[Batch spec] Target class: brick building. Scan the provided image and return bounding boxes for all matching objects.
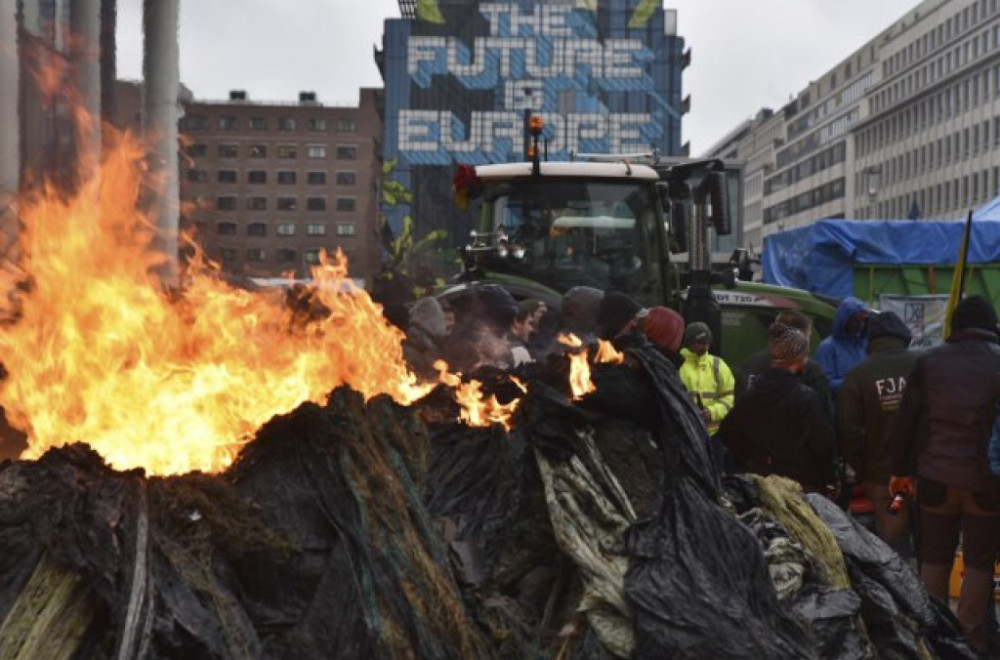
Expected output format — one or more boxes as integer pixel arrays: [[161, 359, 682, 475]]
[[178, 89, 382, 284]]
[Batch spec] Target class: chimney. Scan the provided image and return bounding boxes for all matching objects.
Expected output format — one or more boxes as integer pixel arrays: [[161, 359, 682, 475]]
[[298, 91, 317, 104], [229, 89, 247, 101]]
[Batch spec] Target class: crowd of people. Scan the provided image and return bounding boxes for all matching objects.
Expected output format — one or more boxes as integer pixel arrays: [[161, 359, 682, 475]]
[[393, 284, 1000, 656]]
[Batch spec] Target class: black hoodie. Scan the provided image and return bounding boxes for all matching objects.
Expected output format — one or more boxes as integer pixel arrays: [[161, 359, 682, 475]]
[[718, 367, 838, 491]]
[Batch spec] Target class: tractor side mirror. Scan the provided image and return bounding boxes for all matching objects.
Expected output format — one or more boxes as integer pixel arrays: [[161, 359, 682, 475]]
[[664, 180, 691, 254], [706, 171, 731, 236]]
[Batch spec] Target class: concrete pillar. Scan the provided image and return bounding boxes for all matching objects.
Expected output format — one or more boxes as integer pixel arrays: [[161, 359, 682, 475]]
[[99, 0, 116, 124], [0, 0, 19, 240], [70, 0, 102, 177], [142, 0, 180, 284]]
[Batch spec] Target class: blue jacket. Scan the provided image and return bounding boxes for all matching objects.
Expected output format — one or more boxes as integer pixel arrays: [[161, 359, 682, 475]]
[[813, 296, 869, 395], [990, 412, 1000, 476]]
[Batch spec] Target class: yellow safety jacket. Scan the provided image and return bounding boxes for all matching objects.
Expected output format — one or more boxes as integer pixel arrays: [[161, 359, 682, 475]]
[[679, 348, 735, 434]]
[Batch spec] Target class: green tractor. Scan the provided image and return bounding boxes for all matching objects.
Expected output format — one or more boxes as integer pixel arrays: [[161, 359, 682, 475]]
[[444, 123, 837, 366]]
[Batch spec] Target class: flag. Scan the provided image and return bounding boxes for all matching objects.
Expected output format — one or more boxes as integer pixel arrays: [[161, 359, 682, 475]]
[[628, 0, 660, 28], [416, 0, 445, 24], [944, 210, 973, 339]]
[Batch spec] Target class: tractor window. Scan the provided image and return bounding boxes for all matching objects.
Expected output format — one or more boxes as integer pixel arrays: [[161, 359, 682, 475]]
[[484, 179, 660, 299]]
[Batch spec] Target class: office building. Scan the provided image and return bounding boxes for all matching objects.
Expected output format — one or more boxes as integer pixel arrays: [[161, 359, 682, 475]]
[[705, 0, 1000, 251], [376, 0, 688, 273], [178, 90, 383, 283]]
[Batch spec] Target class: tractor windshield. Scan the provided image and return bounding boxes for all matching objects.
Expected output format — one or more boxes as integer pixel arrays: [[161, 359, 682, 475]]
[[480, 178, 662, 299]]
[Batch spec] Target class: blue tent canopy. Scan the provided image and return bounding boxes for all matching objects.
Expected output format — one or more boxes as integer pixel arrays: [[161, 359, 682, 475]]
[[761, 202, 1000, 298]]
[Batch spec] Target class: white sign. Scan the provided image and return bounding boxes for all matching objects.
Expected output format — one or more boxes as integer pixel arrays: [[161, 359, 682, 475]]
[[878, 294, 950, 348]]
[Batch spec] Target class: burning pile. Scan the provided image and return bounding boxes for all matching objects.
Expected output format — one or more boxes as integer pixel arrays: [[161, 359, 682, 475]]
[[0, 129, 981, 659]]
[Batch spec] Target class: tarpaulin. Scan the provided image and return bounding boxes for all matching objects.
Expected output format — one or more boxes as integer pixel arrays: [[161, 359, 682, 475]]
[[761, 214, 1000, 298]]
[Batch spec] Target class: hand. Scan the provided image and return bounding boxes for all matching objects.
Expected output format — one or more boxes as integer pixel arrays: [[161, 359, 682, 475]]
[[888, 475, 916, 497], [700, 408, 712, 424]]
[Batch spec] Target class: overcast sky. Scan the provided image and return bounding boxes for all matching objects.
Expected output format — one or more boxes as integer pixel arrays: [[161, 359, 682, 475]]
[[116, 1, 919, 155]]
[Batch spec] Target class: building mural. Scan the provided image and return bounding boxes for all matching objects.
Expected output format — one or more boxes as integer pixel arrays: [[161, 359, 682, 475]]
[[378, 0, 686, 275]]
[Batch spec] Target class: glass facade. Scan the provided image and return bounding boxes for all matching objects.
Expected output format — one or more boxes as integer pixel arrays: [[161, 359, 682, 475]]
[[380, 0, 686, 246]]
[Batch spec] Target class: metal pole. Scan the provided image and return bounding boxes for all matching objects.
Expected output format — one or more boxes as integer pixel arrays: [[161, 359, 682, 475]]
[[70, 0, 102, 179], [142, 0, 180, 285], [0, 0, 19, 244]]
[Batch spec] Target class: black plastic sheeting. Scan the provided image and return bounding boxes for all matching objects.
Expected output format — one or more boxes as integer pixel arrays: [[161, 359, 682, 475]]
[[806, 494, 978, 660], [0, 343, 983, 660], [611, 335, 817, 660], [0, 391, 493, 660]]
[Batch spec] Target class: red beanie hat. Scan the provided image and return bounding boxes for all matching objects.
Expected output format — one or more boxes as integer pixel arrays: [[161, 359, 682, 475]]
[[643, 306, 685, 353]]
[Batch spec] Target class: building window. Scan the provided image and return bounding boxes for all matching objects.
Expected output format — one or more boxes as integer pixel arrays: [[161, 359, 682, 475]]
[[336, 146, 357, 160], [247, 223, 267, 237], [277, 197, 297, 211], [304, 249, 322, 264], [248, 170, 267, 184], [307, 145, 326, 159], [249, 144, 267, 158], [307, 197, 326, 211], [219, 116, 238, 130], [336, 222, 357, 237], [247, 197, 267, 210], [246, 248, 267, 262], [278, 117, 297, 131], [277, 145, 298, 159], [306, 223, 326, 236], [276, 222, 296, 236], [308, 118, 327, 131], [335, 171, 356, 185], [277, 171, 297, 184], [216, 196, 238, 211], [216, 170, 237, 184], [276, 248, 297, 263], [218, 144, 238, 158], [183, 115, 207, 130], [336, 197, 356, 212], [219, 247, 238, 262], [217, 222, 237, 235], [336, 118, 357, 132], [185, 144, 207, 157], [307, 171, 327, 185], [250, 116, 268, 130], [185, 169, 207, 183]]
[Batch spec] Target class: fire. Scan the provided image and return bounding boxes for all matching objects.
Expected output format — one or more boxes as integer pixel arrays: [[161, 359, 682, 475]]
[[435, 361, 524, 430], [0, 130, 435, 475], [594, 339, 624, 364], [557, 334, 593, 399], [557, 336, 625, 399]]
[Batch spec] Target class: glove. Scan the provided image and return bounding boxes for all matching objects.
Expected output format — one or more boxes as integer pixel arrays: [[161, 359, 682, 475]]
[[888, 475, 916, 497]]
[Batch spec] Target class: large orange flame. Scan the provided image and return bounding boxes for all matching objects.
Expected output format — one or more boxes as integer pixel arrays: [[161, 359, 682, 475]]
[[557, 334, 593, 399], [557, 335, 625, 400], [0, 131, 446, 475], [435, 361, 524, 430]]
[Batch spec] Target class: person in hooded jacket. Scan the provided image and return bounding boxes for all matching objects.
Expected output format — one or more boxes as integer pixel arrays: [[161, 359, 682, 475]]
[[402, 296, 448, 380], [838, 310, 918, 556], [718, 322, 838, 494], [578, 292, 659, 429], [561, 286, 604, 344], [813, 296, 870, 395], [442, 284, 518, 373], [889, 295, 1000, 653]]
